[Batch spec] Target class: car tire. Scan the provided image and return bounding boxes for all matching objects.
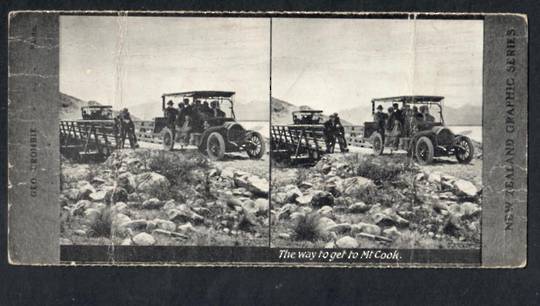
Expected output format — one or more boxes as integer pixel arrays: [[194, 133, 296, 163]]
[[206, 132, 226, 160], [415, 136, 434, 165], [455, 136, 475, 164], [245, 131, 266, 159], [161, 127, 174, 151], [372, 132, 384, 155]]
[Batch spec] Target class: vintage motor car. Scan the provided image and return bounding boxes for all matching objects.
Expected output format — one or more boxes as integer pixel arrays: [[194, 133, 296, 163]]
[[363, 95, 475, 165], [153, 90, 265, 160]]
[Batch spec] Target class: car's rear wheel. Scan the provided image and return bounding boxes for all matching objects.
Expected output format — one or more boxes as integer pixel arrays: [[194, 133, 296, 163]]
[[162, 127, 174, 151], [455, 136, 474, 164], [245, 131, 265, 159], [415, 136, 434, 165], [206, 132, 225, 160], [372, 132, 384, 155]]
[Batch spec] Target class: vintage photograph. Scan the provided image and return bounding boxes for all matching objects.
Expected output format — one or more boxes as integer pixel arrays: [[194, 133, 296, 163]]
[[58, 16, 270, 247], [270, 18, 484, 249]]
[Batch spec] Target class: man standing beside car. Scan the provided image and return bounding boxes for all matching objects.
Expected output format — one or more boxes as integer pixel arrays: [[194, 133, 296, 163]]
[[374, 105, 388, 144]]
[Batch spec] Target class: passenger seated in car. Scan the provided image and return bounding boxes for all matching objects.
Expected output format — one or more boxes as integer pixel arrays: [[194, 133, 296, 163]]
[[211, 101, 225, 118]]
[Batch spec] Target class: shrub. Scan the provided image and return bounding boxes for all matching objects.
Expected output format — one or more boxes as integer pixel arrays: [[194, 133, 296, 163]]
[[87, 207, 112, 237], [147, 151, 209, 186], [342, 154, 417, 183], [292, 212, 323, 241]]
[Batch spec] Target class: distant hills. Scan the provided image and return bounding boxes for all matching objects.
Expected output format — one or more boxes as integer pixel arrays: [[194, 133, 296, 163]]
[[59, 92, 140, 120]]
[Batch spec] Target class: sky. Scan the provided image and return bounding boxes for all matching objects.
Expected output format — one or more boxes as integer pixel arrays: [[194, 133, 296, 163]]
[[60, 16, 270, 115], [272, 18, 484, 113]]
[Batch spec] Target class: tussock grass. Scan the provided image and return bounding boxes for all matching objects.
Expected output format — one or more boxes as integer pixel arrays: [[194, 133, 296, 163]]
[[292, 213, 324, 241], [87, 208, 112, 237]]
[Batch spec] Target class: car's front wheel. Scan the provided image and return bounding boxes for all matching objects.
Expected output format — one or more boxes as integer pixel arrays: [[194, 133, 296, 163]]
[[372, 132, 384, 155], [455, 136, 475, 164], [415, 136, 434, 165], [245, 131, 266, 159], [206, 132, 226, 160], [161, 127, 174, 151]]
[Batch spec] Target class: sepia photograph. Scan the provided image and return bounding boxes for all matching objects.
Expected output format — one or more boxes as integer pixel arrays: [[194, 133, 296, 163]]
[[7, 12, 526, 266], [270, 18, 484, 249], [58, 16, 270, 247]]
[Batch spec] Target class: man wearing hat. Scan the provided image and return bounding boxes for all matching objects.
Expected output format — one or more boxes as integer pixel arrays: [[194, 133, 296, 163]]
[[165, 100, 178, 145], [333, 112, 349, 153], [374, 105, 388, 144], [119, 108, 139, 149], [323, 114, 337, 153]]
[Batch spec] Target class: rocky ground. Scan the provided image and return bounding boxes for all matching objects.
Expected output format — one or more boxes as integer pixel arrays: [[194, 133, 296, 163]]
[[60, 148, 269, 247], [271, 152, 482, 249]]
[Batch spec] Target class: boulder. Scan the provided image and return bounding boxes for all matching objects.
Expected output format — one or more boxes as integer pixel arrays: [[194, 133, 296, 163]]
[[310, 191, 335, 208], [162, 199, 177, 211], [132, 232, 155, 246], [135, 172, 170, 195], [295, 194, 313, 206], [298, 181, 314, 190], [382, 226, 402, 239], [254, 198, 269, 215], [284, 185, 303, 203], [117, 172, 136, 192], [177, 222, 196, 233], [89, 190, 107, 202], [277, 203, 298, 220], [338, 176, 375, 195], [119, 219, 148, 231], [317, 206, 333, 217], [111, 202, 128, 215], [272, 192, 288, 205], [460, 202, 482, 218], [453, 179, 478, 198], [77, 183, 95, 200], [220, 167, 236, 179], [142, 198, 163, 209], [91, 176, 106, 185], [59, 238, 73, 245], [335, 236, 359, 248], [326, 223, 352, 234], [155, 219, 177, 232], [168, 206, 204, 224], [317, 217, 337, 231], [347, 202, 369, 213], [351, 222, 382, 236], [427, 172, 442, 184], [121, 238, 132, 246], [236, 175, 269, 196]]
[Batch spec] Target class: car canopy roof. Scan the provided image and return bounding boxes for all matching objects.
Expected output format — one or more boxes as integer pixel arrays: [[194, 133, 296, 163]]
[[292, 110, 323, 114], [82, 105, 112, 109], [372, 95, 444, 103], [162, 91, 235, 99]]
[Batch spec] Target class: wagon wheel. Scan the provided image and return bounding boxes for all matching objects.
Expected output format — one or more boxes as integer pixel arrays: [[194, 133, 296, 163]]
[[161, 127, 174, 151], [455, 136, 475, 164], [415, 136, 434, 165], [372, 132, 384, 155], [206, 132, 225, 160], [245, 131, 266, 159]]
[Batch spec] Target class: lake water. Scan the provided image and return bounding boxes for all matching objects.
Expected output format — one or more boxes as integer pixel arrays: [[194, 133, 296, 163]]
[[239, 121, 270, 137], [449, 126, 482, 143]]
